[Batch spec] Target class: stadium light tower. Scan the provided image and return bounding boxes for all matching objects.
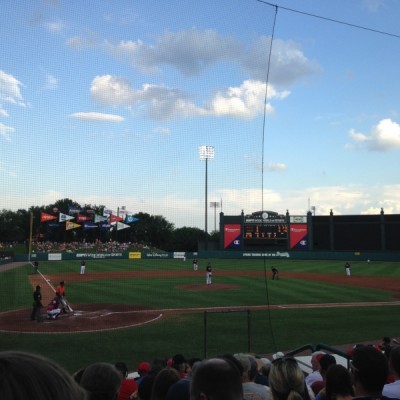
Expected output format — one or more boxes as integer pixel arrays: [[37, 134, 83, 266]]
[[210, 201, 220, 232], [199, 146, 215, 250]]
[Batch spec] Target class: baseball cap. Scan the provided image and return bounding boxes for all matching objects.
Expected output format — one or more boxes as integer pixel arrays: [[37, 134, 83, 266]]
[[138, 361, 150, 372], [272, 352, 284, 360]]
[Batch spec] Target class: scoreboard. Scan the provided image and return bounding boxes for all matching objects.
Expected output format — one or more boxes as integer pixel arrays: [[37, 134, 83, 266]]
[[244, 224, 288, 240], [243, 211, 288, 248]]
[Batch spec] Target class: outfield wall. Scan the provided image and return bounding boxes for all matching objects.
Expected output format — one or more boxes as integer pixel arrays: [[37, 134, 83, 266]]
[[12, 250, 400, 262]]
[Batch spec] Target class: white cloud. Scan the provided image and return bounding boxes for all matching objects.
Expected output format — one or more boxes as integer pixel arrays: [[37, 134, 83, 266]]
[[0, 122, 15, 141], [210, 80, 289, 119], [0, 106, 9, 117], [103, 28, 239, 75], [90, 75, 288, 120], [363, 0, 385, 12], [215, 183, 400, 220], [70, 112, 124, 122], [347, 118, 400, 151], [153, 126, 170, 136], [268, 162, 287, 172], [0, 70, 25, 106], [44, 20, 65, 33], [243, 37, 321, 87], [103, 29, 319, 86], [45, 74, 59, 90], [66, 32, 98, 49]]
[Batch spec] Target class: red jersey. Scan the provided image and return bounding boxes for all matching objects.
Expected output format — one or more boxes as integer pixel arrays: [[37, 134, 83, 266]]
[[56, 284, 65, 297]]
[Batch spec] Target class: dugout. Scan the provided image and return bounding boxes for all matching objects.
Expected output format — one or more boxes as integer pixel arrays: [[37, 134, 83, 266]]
[[220, 208, 400, 252]]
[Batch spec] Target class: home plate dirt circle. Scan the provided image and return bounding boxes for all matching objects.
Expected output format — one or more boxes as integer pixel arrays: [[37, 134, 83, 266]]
[[0, 304, 163, 334]]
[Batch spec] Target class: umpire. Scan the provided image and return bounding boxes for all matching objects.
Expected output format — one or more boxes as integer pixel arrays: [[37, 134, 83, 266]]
[[30, 285, 43, 322]]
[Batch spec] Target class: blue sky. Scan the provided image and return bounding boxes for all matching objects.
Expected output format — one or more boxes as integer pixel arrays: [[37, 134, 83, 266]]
[[1, 0, 399, 229]]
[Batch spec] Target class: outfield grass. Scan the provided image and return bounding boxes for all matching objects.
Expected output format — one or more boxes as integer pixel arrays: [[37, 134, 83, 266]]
[[1, 258, 400, 373]]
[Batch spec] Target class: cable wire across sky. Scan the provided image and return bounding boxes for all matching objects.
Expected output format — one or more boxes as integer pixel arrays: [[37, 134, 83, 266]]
[[256, 0, 400, 39]]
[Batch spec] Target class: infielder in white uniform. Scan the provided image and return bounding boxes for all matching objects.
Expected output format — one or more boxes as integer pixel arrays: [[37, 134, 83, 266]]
[[80, 260, 86, 275], [206, 262, 212, 285]]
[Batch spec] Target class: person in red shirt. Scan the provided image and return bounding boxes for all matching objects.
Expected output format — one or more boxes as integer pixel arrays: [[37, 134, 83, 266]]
[[115, 361, 138, 400]]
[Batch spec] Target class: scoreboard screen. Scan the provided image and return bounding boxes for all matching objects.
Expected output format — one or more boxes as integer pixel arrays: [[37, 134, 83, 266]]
[[244, 224, 288, 241]]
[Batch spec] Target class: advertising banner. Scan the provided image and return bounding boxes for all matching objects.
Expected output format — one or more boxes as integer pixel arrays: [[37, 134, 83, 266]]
[[290, 224, 308, 250], [129, 252, 142, 259], [224, 224, 242, 249]]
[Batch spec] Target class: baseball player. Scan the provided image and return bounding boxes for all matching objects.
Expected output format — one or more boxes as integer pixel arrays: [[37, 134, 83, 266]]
[[80, 260, 86, 275], [345, 261, 351, 276], [56, 281, 68, 313], [46, 297, 61, 320], [193, 258, 198, 271], [206, 262, 212, 285]]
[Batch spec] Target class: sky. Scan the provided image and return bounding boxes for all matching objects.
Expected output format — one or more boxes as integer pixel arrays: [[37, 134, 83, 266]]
[[1, 0, 399, 229]]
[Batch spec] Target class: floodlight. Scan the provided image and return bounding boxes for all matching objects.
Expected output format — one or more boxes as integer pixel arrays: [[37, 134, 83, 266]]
[[199, 145, 215, 160]]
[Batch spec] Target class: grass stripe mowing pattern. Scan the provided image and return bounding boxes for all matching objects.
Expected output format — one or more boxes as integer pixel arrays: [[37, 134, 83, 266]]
[[1, 259, 400, 373]]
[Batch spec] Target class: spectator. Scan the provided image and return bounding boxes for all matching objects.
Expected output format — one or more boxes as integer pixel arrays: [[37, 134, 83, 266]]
[[0, 350, 86, 400], [311, 354, 336, 396], [137, 375, 156, 400], [381, 337, 394, 359], [255, 358, 271, 386], [150, 367, 180, 400], [80, 362, 122, 400], [305, 352, 325, 387], [383, 345, 400, 399], [115, 361, 138, 400], [172, 354, 188, 378], [190, 357, 243, 400], [137, 359, 166, 400], [324, 364, 354, 400], [351, 345, 389, 399], [268, 357, 311, 400], [234, 354, 270, 400], [136, 361, 151, 385], [165, 358, 201, 400]]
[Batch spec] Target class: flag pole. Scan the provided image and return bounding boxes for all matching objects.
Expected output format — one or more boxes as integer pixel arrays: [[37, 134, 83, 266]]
[[28, 211, 33, 263]]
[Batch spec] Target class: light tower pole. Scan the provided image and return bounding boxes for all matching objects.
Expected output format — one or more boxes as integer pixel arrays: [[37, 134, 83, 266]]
[[210, 201, 220, 232], [199, 146, 215, 250]]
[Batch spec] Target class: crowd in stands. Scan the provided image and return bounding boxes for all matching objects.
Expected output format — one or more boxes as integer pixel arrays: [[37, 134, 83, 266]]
[[0, 240, 155, 254], [2, 337, 400, 400], [30, 240, 152, 253]]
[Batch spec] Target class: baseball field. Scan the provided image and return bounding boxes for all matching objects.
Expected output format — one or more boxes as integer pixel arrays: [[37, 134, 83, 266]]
[[1, 258, 400, 373]]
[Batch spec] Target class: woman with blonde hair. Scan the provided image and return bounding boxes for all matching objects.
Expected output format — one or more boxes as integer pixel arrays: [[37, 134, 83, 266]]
[[269, 357, 311, 400]]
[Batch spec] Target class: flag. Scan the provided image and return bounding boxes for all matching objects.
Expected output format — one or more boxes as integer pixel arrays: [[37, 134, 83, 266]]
[[48, 222, 60, 228], [68, 206, 81, 215], [59, 213, 75, 223], [99, 222, 112, 230], [94, 214, 108, 223], [110, 214, 124, 223], [41, 212, 57, 222], [77, 214, 92, 223], [116, 222, 130, 231], [66, 221, 81, 230], [125, 215, 139, 224], [103, 208, 112, 218], [83, 222, 98, 230]]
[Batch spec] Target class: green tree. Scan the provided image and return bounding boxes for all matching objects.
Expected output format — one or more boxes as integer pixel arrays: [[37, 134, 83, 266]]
[[0, 209, 27, 242], [171, 227, 206, 251], [131, 212, 174, 249]]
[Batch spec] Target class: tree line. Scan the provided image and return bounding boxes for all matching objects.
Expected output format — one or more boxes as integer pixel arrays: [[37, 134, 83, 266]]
[[0, 198, 219, 252]]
